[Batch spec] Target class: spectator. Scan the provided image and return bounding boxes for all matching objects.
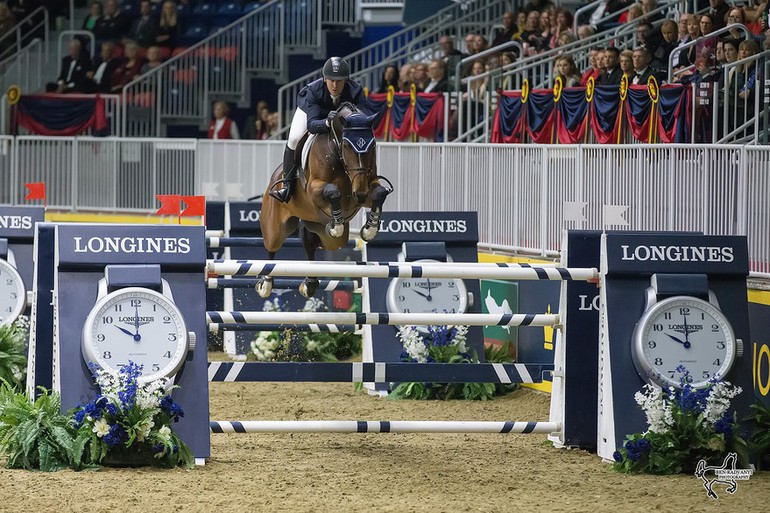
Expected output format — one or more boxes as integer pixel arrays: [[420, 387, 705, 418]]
[[598, 47, 622, 85], [88, 41, 119, 93], [244, 104, 272, 140], [697, 14, 718, 63], [6, 0, 35, 20], [411, 62, 428, 91], [110, 40, 144, 92], [640, 0, 663, 24], [635, 21, 652, 47], [520, 10, 545, 56], [424, 59, 448, 93], [140, 45, 163, 73], [499, 51, 516, 89], [208, 100, 240, 139], [46, 38, 92, 93], [492, 11, 517, 47], [555, 55, 581, 86], [555, 31, 577, 49], [669, 13, 691, 68], [397, 62, 412, 92], [464, 60, 488, 99], [549, 8, 573, 49], [473, 34, 489, 55], [439, 35, 465, 78], [631, 46, 665, 85], [130, 0, 159, 48], [737, 39, 760, 103], [463, 32, 477, 55], [624, 4, 642, 23], [647, 19, 678, 71], [577, 24, 595, 40], [94, 0, 130, 42], [619, 49, 634, 77], [156, 0, 181, 48], [82, 1, 102, 32], [709, 0, 730, 30], [581, 47, 602, 85], [539, 10, 553, 49], [676, 13, 702, 69], [376, 64, 398, 93]]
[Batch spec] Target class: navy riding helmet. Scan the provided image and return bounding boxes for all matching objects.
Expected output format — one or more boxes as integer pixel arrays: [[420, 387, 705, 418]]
[[322, 57, 350, 80]]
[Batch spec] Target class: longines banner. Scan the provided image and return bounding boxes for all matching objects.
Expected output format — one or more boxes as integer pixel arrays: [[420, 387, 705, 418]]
[[372, 211, 478, 243]]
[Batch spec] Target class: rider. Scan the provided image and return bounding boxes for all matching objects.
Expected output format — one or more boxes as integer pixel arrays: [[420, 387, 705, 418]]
[[270, 56, 372, 203]]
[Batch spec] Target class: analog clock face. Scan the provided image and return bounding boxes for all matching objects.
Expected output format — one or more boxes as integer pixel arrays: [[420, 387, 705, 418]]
[[82, 287, 188, 383], [387, 263, 468, 314], [632, 296, 736, 389], [0, 259, 25, 327]]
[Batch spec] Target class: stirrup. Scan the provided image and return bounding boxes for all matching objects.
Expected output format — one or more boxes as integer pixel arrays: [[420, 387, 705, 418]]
[[269, 180, 292, 203]]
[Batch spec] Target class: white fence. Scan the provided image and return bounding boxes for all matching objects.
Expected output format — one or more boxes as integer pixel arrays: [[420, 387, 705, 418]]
[[1, 138, 768, 275]]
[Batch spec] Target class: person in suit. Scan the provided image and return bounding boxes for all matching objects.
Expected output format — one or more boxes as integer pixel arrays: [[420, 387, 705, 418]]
[[46, 38, 92, 93], [598, 47, 623, 85], [87, 41, 120, 93], [631, 46, 665, 85], [423, 59, 448, 93], [94, 0, 130, 42], [129, 0, 159, 48]]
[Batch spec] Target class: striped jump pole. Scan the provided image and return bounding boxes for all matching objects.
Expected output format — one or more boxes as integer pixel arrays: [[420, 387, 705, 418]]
[[207, 237, 359, 250], [207, 278, 360, 292], [208, 361, 553, 383], [210, 420, 561, 434], [207, 311, 560, 327], [209, 323, 362, 333], [206, 260, 598, 281]]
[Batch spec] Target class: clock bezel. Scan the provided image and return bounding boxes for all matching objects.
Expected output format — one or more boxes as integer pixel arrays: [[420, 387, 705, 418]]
[[631, 295, 736, 389], [0, 258, 26, 328], [81, 286, 190, 384]]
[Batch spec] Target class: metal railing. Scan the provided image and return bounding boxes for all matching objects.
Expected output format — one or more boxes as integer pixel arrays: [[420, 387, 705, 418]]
[[0, 6, 48, 63], [2, 138, 770, 276], [0, 39, 45, 110], [277, 0, 508, 133], [325, 0, 358, 28], [667, 23, 751, 81], [712, 50, 769, 145]]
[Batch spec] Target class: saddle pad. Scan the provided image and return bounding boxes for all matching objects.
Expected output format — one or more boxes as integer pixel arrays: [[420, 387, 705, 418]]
[[300, 132, 318, 172]]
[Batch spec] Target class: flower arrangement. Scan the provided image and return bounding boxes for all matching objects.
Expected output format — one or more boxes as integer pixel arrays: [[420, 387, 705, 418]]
[[0, 316, 30, 391], [612, 366, 748, 474], [389, 325, 518, 400], [251, 297, 361, 362], [72, 362, 194, 468]]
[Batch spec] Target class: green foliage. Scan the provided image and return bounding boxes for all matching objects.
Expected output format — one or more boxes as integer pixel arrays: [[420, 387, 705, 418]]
[[389, 326, 517, 401], [0, 319, 29, 391], [747, 401, 770, 469], [0, 384, 90, 471], [612, 377, 748, 475]]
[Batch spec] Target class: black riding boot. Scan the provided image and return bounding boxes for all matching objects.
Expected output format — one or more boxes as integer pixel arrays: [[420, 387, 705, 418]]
[[270, 147, 298, 203]]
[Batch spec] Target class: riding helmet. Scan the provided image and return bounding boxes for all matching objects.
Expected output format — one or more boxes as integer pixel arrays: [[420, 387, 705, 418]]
[[322, 57, 350, 80]]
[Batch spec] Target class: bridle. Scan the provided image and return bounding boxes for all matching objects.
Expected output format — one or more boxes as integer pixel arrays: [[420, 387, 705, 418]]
[[328, 109, 375, 185]]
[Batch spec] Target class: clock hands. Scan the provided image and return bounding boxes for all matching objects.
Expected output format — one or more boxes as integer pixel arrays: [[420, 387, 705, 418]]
[[665, 332, 691, 349], [116, 326, 134, 337], [682, 311, 691, 345], [412, 289, 431, 300]]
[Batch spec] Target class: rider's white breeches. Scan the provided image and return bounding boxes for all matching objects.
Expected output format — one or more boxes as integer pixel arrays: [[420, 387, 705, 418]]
[[287, 108, 308, 150]]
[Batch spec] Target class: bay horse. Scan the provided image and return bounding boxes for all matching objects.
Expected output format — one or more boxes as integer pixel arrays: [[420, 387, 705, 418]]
[[259, 102, 392, 298]]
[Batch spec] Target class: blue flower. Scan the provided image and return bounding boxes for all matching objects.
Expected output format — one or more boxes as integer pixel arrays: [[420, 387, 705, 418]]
[[675, 385, 709, 413], [104, 403, 119, 416], [636, 438, 651, 453], [103, 424, 128, 447], [83, 401, 103, 420], [714, 413, 735, 437], [72, 409, 87, 428], [151, 443, 165, 454], [160, 395, 185, 420], [613, 451, 623, 462]]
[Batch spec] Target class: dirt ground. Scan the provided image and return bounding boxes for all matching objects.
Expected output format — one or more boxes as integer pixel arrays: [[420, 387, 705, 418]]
[[1, 356, 768, 512]]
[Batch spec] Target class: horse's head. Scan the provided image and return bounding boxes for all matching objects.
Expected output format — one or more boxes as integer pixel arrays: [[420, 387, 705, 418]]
[[332, 102, 379, 205]]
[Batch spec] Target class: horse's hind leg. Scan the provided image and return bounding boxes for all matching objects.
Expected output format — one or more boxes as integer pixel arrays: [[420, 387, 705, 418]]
[[298, 223, 321, 298], [360, 184, 390, 242], [257, 196, 299, 298]]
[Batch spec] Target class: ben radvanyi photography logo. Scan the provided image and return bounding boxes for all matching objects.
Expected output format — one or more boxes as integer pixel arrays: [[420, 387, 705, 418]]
[[694, 452, 754, 499]]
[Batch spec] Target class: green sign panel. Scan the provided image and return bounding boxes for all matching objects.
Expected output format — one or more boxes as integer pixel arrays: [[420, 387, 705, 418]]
[[480, 279, 518, 349]]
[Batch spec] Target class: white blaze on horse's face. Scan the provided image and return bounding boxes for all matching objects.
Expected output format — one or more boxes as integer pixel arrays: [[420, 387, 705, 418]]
[[324, 78, 346, 97]]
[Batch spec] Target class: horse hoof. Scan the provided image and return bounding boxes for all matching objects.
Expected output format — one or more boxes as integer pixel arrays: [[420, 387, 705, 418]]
[[255, 278, 273, 298], [360, 224, 379, 242], [326, 223, 344, 238], [299, 279, 319, 298]]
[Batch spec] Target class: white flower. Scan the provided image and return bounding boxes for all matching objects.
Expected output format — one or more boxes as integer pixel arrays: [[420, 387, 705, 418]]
[[158, 425, 172, 441], [634, 384, 674, 433], [93, 418, 110, 438], [398, 326, 429, 363], [302, 297, 326, 312], [262, 298, 282, 312], [704, 381, 742, 425], [136, 420, 155, 442]]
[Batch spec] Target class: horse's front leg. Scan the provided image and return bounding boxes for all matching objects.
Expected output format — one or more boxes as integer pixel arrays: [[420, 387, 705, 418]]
[[360, 183, 390, 242], [321, 183, 345, 238], [298, 224, 320, 298]]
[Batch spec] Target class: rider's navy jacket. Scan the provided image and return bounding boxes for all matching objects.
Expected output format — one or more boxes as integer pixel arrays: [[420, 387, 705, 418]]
[[298, 77, 372, 134]]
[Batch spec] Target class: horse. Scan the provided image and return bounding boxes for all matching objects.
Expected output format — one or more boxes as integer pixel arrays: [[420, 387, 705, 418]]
[[259, 102, 392, 298]]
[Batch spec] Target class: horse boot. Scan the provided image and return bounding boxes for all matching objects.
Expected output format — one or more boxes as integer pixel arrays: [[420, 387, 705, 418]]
[[270, 147, 298, 203]]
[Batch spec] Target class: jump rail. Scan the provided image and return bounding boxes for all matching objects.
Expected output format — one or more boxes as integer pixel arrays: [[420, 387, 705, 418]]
[[209, 323, 362, 333], [210, 420, 561, 434], [206, 311, 560, 327], [206, 260, 598, 281], [207, 361, 554, 383], [207, 278, 360, 291], [206, 237, 360, 250]]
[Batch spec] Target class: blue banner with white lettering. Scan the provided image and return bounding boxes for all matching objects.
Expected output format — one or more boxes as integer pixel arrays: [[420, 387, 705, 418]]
[[370, 211, 479, 244], [0, 206, 45, 239]]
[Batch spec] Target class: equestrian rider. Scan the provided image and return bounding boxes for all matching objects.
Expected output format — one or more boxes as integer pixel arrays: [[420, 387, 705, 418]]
[[270, 56, 372, 203]]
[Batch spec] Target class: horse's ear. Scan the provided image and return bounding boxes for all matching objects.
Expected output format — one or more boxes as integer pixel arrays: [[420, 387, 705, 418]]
[[365, 113, 378, 127]]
